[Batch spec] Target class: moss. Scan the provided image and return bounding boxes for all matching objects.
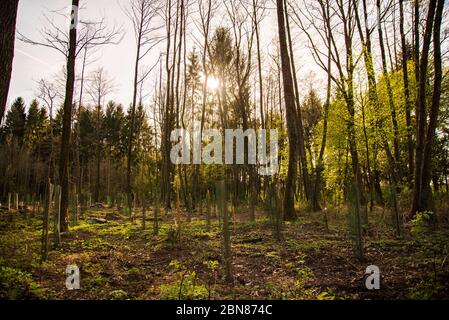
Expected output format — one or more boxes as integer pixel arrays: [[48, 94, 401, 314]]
[[0, 266, 48, 300], [109, 289, 128, 300], [83, 275, 108, 288]]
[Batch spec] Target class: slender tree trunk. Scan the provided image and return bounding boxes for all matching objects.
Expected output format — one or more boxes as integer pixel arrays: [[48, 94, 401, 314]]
[[399, 0, 414, 187], [95, 100, 101, 203], [284, 0, 311, 202], [276, 0, 298, 221], [253, 0, 265, 130], [198, 0, 212, 209], [312, 0, 332, 212], [361, 100, 374, 210], [76, 47, 87, 211], [161, 0, 173, 209], [419, 0, 444, 213], [377, 0, 401, 178], [411, 0, 438, 216], [127, 6, 144, 220], [59, 0, 79, 232]]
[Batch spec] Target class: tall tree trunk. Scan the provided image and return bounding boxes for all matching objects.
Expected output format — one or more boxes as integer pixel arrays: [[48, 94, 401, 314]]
[[361, 99, 374, 210], [419, 0, 444, 213], [411, 0, 438, 216], [95, 102, 101, 203], [127, 1, 145, 218], [312, 0, 332, 212], [0, 0, 19, 123], [284, 0, 312, 203], [59, 0, 79, 232], [161, 0, 173, 209], [76, 47, 88, 210], [377, 0, 401, 178], [399, 0, 414, 187], [198, 0, 212, 209], [253, 0, 264, 130], [276, 0, 298, 221]]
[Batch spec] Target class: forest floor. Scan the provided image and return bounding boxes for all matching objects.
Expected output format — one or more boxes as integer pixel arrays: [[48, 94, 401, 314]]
[[1, 204, 449, 300]]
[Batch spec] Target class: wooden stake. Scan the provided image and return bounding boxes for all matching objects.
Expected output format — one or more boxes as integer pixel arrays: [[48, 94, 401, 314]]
[[54, 186, 61, 247], [219, 180, 233, 283], [41, 180, 52, 262]]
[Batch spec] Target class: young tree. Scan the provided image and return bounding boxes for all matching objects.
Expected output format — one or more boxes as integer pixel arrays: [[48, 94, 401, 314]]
[[4, 97, 27, 145], [86, 68, 115, 202], [124, 0, 162, 216]]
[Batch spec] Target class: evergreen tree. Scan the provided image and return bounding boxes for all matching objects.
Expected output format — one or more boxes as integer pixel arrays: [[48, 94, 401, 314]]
[[5, 97, 27, 145]]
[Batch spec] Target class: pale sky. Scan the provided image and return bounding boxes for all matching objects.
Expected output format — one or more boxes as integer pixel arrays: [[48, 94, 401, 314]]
[[10, 0, 138, 108], [7, 0, 333, 112]]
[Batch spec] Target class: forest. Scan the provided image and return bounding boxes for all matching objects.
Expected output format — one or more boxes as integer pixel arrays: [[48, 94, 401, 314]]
[[0, 0, 448, 300]]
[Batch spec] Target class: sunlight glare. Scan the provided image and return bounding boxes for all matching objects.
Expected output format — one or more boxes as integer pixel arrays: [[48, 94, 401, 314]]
[[207, 76, 220, 90]]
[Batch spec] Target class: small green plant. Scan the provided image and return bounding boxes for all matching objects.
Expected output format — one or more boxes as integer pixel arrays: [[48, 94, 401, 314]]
[[167, 224, 181, 245], [203, 260, 219, 299], [159, 260, 208, 300], [281, 253, 333, 300], [411, 211, 435, 236]]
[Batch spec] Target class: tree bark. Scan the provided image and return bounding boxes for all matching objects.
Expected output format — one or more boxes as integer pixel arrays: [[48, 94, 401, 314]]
[[284, 0, 311, 203], [419, 0, 444, 213], [276, 0, 298, 221], [126, 3, 144, 219], [312, 0, 331, 212], [377, 0, 401, 178], [399, 0, 414, 187], [0, 0, 19, 123], [411, 0, 438, 216], [59, 0, 79, 232]]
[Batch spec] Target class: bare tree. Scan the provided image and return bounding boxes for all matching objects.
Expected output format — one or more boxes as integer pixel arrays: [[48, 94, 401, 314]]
[[376, 0, 401, 178], [86, 67, 115, 202], [37, 78, 61, 181], [124, 0, 163, 216], [19, 1, 123, 232]]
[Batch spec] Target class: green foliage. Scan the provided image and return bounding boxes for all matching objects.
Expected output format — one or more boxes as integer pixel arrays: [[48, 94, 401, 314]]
[[159, 260, 209, 300], [203, 260, 219, 272], [408, 281, 445, 300], [109, 289, 128, 300], [268, 253, 335, 300], [4, 97, 27, 144], [411, 211, 435, 236], [24, 99, 49, 152], [0, 266, 47, 300]]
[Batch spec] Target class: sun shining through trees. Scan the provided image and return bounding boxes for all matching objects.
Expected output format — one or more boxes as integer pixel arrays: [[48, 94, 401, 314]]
[[206, 76, 220, 91], [0, 0, 449, 302]]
